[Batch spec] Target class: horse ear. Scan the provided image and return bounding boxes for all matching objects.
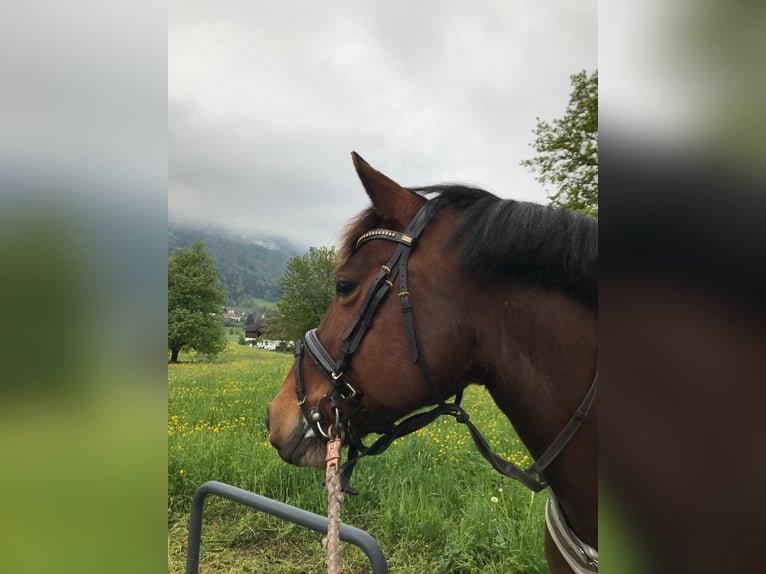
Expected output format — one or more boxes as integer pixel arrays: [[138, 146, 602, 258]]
[[351, 152, 422, 224]]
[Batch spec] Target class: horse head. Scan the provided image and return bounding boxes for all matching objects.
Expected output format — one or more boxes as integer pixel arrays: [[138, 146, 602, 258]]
[[266, 153, 472, 467]]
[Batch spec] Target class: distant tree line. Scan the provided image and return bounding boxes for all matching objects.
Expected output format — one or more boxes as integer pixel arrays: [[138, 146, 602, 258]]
[[168, 226, 297, 306]]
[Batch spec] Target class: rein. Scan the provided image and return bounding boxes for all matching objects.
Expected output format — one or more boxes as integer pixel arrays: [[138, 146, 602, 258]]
[[293, 199, 597, 493]]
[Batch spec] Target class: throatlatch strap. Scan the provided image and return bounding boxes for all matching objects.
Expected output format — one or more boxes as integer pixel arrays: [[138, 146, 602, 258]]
[[526, 371, 598, 478], [458, 367, 598, 492]]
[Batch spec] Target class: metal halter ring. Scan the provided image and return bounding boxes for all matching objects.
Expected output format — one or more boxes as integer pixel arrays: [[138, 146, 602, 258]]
[[316, 407, 340, 440]]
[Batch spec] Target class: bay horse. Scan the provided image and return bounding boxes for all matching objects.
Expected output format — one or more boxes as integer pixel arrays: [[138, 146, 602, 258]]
[[266, 153, 598, 573]]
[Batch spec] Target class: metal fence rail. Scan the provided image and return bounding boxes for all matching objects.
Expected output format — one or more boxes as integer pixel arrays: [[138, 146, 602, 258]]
[[186, 480, 389, 574]]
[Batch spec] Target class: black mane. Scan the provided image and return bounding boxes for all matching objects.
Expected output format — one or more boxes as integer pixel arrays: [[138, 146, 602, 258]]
[[414, 185, 597, 309]]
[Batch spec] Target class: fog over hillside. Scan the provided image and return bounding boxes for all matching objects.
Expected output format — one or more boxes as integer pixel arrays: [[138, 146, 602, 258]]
[[168, 223, 300, 306]]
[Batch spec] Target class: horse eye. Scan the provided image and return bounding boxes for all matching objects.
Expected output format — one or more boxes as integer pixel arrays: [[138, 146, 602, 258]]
[[335, 280, 356, 297]]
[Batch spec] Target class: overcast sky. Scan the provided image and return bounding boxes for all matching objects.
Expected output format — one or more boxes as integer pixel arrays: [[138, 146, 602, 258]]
[[169, 1, 596, 249]]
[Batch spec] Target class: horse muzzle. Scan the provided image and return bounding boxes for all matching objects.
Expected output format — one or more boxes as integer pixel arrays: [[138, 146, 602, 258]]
[[266, 403, 327, 468]]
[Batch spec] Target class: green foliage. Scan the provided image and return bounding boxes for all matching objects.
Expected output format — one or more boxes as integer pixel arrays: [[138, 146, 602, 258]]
[[522, 69, 598, 216], [168, 240, 227, 362], [267, 246, 336, 341]]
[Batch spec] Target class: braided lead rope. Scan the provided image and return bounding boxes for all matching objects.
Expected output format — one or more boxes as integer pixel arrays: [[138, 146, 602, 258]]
[[324, 435, 344, 574]]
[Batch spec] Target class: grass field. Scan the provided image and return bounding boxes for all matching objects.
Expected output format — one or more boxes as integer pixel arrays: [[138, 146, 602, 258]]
[[168, 343, 548, 573]]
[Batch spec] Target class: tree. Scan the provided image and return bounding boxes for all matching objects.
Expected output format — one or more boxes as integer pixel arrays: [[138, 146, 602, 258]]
[[168, 240, 227, 362], [522, 69, 598, 216], [266, 246, 336, 341]]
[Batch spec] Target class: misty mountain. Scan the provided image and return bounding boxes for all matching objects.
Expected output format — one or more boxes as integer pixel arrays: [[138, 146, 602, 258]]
[[168, 224, 300, 306]]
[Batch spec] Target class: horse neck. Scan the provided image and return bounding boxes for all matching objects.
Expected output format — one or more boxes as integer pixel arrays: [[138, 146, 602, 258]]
[[471, 284, 598, 545]]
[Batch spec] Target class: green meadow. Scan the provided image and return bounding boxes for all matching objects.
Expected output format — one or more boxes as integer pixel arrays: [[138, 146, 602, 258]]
[[168, 343, 548, 573]]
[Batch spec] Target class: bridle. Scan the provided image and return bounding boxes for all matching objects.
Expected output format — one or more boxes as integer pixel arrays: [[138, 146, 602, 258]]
[[293, 198, 598, 493]]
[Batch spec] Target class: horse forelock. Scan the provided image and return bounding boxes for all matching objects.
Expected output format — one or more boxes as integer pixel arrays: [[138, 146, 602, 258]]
[[336, 208, 381, 269]]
